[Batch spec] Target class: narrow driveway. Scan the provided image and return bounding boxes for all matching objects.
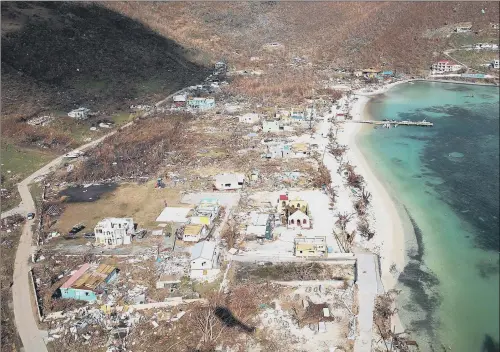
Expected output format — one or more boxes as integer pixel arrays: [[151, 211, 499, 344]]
[[354, 253, 378, 352], [2, 86, 194, 352]]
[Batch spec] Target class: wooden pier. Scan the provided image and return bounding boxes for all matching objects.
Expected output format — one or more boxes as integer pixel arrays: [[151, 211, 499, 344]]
[[346, 120, 433, 127]]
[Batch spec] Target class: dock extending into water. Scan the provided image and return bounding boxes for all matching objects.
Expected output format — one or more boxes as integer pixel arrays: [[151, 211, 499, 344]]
[[347, 120, 433, 127]]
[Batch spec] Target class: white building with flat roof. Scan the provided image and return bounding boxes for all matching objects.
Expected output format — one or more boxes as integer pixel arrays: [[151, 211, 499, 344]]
[[156, 207, 193, 223], [214, 173, 245, 190], [94, 218, 134, 246]]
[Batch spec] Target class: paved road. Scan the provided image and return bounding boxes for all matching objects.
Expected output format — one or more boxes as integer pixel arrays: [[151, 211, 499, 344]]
[[2, 86, 190, 352], [354, 253, 379, 352]]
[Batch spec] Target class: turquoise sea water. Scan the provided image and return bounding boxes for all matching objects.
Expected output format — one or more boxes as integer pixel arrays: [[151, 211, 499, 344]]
[[357, 82, 499, 351]]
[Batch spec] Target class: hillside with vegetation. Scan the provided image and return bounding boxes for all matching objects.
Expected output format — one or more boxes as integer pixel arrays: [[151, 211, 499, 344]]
[[105, 1, 499, 72]]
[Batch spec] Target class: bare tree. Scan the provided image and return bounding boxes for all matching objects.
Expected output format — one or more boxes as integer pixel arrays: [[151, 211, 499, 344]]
[[325, 184, 338, 208], [221, 219, 240, 249], [357, 218, 375, 240], [335, 212, 354, 233]]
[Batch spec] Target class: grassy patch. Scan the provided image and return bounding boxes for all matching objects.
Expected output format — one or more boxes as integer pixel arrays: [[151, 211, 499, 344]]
[[55, 182, 184, 232], [111, 111, 138, 125], [449, 49, 499, 71], [29, 182, 44, 209], [1, 141, 56, 211]]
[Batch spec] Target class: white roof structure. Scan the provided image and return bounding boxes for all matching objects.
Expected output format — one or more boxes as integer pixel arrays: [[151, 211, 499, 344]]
[[191, 241, 216, 261], [289, 210, 309, 221], [156, 207, 192, 223], [246, 225, 266, 237], [173, 95, 187, 102], [215, 173, 245, 185], [250, 212, 269, 226]]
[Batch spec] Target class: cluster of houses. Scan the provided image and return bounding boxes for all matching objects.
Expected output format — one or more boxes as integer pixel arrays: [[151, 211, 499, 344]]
[[155, 198, 221, 242], [262, 141, 311, 159], [353, 68, 395, 80]]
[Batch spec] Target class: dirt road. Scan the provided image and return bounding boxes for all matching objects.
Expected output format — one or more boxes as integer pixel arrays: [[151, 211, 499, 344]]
[[2, 86, 191, 352]]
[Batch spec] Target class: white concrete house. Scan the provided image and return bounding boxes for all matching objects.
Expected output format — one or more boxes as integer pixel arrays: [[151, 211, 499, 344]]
[[68, 107, 90, 120], [431, 61, 463, 73], [190, 241, 220, 279], [262, 120, 282, 133], [214, 173, 245, 190], [239, 113, 260, 124], [288, 210, 311, 229], [493, 59, 500, 69], [94, 218, 134, 246], [183, 224, 208, 242]]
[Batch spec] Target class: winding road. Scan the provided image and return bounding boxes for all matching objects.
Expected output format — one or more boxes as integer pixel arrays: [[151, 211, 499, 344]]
[[2, 87, 189, 352]]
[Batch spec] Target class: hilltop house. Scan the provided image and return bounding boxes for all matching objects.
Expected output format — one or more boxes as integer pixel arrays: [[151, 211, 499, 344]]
[[238, 113, 260, 124], [60, 263, 118, 302], [187, 97, 215, 110], [455, 22, 472, 33], [190, 241, 220, 278], [94, 218, 135, 246], [214, 173, 245, 190], [431, 60, 463, 73], [173, 94, 187, 107], [183, 224, 208, 242], [68, 107, 90, 120], [294, 237, 326, 257], [290, 108, 306, 120]]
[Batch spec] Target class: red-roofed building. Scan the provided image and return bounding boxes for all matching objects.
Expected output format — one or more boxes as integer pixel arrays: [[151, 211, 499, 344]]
[[279, 194, 289, 201]]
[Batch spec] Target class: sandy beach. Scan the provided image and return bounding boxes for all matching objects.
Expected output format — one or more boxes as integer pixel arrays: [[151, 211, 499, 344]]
[[339, 80, 411, 332]]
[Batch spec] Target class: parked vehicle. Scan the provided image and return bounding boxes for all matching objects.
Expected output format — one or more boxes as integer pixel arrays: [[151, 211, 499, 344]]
[[69, 224, 85, 235], [83, 232, 95, 238], [27, 212, 35, 220]]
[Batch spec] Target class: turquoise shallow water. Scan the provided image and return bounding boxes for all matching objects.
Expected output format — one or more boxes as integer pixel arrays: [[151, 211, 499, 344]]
[[356, 82, 499, 351]]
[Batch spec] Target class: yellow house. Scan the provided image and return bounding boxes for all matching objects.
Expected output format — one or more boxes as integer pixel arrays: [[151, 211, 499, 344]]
[[183, 224, 208, 242], [279, 197, 309, 215], [294, 236, 326, 257], [292, 143, 310, 155]]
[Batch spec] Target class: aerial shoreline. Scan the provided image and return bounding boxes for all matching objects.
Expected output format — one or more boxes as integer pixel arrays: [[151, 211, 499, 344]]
[[340, 79, 411, 333]]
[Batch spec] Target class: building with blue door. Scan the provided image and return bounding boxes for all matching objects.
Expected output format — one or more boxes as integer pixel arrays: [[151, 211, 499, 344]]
[[60, 263, 118, 302]]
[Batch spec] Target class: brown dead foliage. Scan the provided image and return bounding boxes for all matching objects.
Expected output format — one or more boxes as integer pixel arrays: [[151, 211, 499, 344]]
[[66, 114, 191, 182], [312, 162, 332, 189], [1, 116, 74, 151]]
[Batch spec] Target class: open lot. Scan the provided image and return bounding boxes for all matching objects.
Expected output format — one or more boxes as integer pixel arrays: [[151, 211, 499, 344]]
[[54, 182, 185, 232]]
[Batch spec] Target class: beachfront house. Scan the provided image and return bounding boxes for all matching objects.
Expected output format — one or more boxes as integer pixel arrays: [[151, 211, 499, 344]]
[[431, 60, 463, 73], [238, 113, 260, 124], [182, 224, 208, 242], [94, 218, 135, 246], [190, 241, 220, 278], [59, 263, 118, 302], [187, 97, 215, 110], [214, 173, 245, 190], [294, 237, 326, 257], [68, 107, 90, 120]]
